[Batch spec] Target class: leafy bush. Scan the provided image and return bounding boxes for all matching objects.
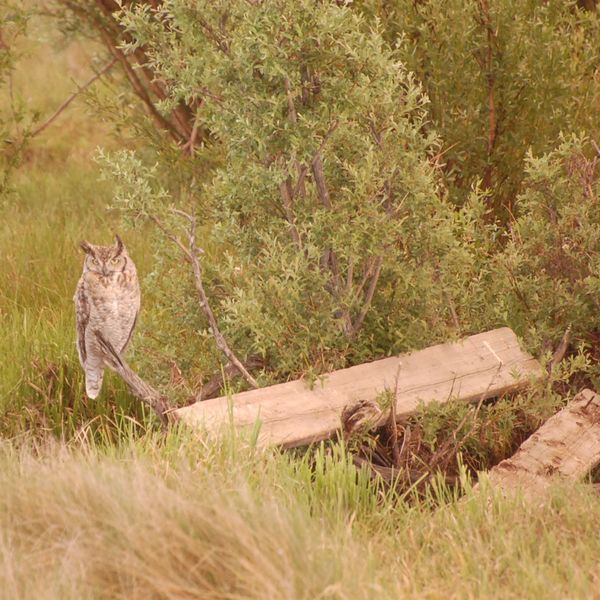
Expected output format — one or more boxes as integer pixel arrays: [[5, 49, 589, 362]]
[[493, 136, 600, 354], [96, 1, 599, 394], [102, 0, 494, 386], [358, 0, 600, 217]]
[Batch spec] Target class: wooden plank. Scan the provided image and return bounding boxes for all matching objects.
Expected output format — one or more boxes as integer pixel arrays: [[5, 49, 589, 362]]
[[484, 389, 600, 496], [175, 327, 542, 448]]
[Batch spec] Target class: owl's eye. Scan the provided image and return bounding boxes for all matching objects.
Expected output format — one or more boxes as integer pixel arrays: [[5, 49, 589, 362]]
[[110, 257, 120, 265], [91, 258, 99, 265]]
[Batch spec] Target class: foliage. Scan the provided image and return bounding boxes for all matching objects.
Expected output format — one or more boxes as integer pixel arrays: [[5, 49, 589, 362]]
[[358, 0, 600, 217], [52, 0, 202, 148], [103, 0, 497, 386], [3, 13, 600, 599], [492, 136, 600, 355], [0, 1, 30, 194]]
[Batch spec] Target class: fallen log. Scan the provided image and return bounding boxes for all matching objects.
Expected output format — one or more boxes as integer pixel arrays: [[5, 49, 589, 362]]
[[175, 327, 542, 448], [481, 388, 600, 497]]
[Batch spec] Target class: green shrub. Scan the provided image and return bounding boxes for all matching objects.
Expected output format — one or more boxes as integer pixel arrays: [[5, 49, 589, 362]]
[[358, 0, 600, 217], [102, 0, 493, 385], [493, 136, 600, 354]]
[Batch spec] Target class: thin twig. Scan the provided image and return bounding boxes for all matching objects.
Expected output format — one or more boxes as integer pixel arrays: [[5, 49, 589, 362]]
[[349, 256, 383, 338], [547, 325, 572, 375], [186, 212, 259, 389], [196, 356, 264, 401], [30, 58, 117, 138], [148, 215, 193, 262], [435, 362, 503, 471], [150, 209, 258, 388], [389, 360, 403, 468]]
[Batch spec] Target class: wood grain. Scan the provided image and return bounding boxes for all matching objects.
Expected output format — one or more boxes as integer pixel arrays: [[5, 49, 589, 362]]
[[176, 327, 542, 448], [484, 388, 600, 496]]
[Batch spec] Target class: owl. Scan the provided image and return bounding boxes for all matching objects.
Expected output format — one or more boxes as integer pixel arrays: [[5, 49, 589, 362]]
[[74, 235, 140, 399]]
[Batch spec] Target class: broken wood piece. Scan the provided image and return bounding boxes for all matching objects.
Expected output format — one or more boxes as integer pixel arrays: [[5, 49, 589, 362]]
[[175, 327, 541, 448], [482, 388, 600, 497]]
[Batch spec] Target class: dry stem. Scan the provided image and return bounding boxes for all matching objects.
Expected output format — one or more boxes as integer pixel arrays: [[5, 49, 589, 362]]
[[30, 59, 117, 138]]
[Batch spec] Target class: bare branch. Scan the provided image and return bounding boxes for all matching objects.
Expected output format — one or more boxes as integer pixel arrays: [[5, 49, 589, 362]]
[[345, 257, 354, 295], [479, 0, 498, 190], [186, 213, 259, 389], [311, 152, 332, 210], [350, 256, 383, 337], [292, 163, 307, 199], [30, 58, 117, 138], [389, 360, 402, 468], [547, 325, 572, 374], [279, 176, 302, 247], [97, 25, 186, 143], [148, 215, 193, 262], [94, 330, 170, 428], [196, 356, 264, 401]]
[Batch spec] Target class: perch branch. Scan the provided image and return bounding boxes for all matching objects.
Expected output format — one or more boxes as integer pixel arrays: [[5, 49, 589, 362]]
[[94, 330, 170, 428]]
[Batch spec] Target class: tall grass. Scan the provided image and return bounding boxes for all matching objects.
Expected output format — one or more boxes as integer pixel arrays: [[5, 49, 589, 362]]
[[0, 162, 158, 438], [0, 14, 154, 438], [1, 434, 599, 600], [2, 12, 600, 600]]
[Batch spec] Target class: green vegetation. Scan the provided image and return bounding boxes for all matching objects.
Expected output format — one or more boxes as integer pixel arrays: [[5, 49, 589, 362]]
[[2, 434, 600, 599], [1, 1, 600, 598]]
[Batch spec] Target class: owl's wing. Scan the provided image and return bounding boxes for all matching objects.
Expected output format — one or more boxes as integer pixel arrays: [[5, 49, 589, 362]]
[[120, 310, 138, 354], [74, 282, 90, 365]]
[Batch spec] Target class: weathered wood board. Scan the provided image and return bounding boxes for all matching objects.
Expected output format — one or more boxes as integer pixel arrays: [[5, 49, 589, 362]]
[[175, 327, 542, 448], [483, 388, 600, 496]]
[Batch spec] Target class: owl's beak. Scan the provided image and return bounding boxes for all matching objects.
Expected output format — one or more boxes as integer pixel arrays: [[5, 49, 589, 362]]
[[102, 265, 109, 277]]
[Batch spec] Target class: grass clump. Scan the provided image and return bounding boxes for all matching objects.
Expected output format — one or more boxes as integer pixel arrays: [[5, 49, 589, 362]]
[[1, 434, 599, 600]]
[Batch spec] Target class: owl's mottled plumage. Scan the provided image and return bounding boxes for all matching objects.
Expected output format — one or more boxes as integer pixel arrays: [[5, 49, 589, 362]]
[[74, 235, 140, 399]]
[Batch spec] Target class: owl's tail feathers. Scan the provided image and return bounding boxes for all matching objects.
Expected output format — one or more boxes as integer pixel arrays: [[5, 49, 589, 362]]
[[85, 366, 104, 399]]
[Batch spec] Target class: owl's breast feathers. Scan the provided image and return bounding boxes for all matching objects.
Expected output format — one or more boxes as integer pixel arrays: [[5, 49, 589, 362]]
[[75, 270, 140, 365]]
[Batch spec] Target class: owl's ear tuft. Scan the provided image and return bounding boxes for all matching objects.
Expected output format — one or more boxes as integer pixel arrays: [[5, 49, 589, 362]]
[[80, 241, 94, 255], [114, 234, 124, 256]]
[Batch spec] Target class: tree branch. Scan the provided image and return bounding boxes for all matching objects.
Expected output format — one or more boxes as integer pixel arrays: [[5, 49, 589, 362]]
[[389, 360, 402, 468], [30, 58, 117, 138], [94, 330, 170, 428], [148, 214, 193, 262], [350, 256, 383, 338], [167, 211, 260, 389], [479, 0, 497, 190]]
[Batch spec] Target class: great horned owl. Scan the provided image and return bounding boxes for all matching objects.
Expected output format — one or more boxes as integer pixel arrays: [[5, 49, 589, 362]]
[[74, 235, 140, 399]]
